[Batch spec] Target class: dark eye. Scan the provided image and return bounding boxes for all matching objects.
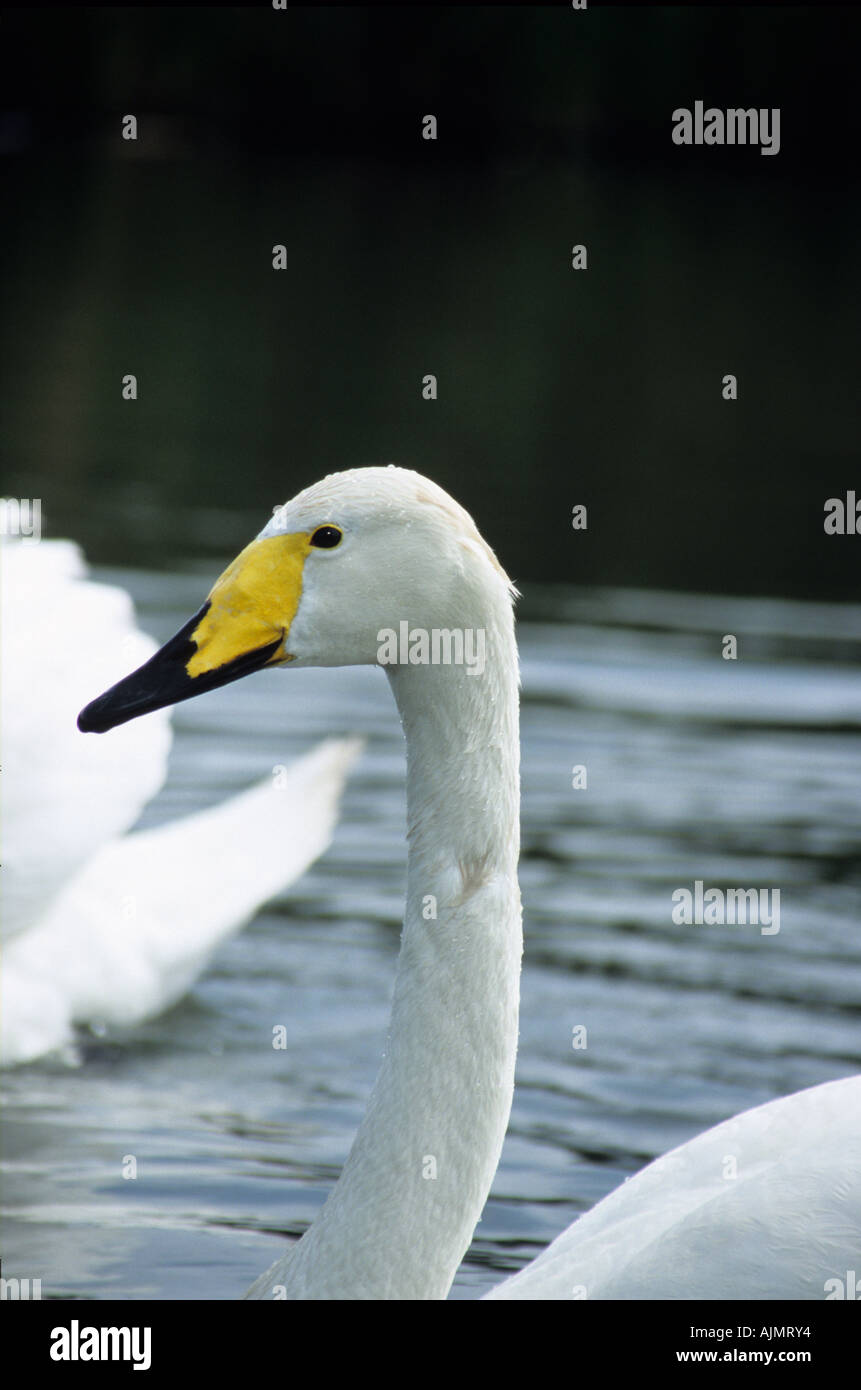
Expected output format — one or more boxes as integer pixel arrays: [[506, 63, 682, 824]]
[[310, 525, 343, 549]]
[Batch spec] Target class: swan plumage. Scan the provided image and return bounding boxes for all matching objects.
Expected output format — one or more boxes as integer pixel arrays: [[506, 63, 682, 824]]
[[1, 538, 360, 1066], [487, 1073, 861, 1300], [2, 539, 172, 946], [75, 466, 861, 1299]]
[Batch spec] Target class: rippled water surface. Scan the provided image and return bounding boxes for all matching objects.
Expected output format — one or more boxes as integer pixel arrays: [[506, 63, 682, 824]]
[[3, 570, 861, 1299]]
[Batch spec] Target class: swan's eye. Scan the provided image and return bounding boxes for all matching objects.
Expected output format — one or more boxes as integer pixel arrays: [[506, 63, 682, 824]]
[[309, 526, 343, 550]]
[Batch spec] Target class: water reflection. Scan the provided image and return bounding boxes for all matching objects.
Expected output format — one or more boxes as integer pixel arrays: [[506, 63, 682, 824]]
[[2, 566, 859, 1298]]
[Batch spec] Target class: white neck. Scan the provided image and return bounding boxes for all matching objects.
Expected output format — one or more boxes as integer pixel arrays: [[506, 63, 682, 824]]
[[247, 585, 522, 1299]]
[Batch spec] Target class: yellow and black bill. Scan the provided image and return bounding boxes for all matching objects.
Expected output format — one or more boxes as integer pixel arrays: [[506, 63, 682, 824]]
[[76, 600, 284, 734], [77, 534, 307, 734]]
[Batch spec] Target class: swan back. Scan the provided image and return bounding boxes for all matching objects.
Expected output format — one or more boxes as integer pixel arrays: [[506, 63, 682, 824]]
[[486, 1075, 861, 1299]]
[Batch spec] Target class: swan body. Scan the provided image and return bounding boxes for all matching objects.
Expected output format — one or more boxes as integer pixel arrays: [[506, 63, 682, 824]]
[[1, 539, 360, 1066], [76, 466, 861, 1299], [486, 1074, 861, 1300]]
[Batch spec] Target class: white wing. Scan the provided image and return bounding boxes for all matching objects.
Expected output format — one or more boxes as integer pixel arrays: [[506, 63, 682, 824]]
[[485, 1074, 861, 1299], [1, 539, 172, 941], [2, 738, 362, 1063], [0, 538, 362, 1065]]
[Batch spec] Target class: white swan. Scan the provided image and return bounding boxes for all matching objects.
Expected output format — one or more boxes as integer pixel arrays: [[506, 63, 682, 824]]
[[77, 466, 861, 1300], [0, 538, 360, 1066]]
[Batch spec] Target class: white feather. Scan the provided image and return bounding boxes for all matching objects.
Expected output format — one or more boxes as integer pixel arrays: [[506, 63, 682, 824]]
[[0, 538, 361, 1066]]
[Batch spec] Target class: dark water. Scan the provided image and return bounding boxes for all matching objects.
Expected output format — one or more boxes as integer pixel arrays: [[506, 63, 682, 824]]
[[2, 566, 860, 1299], [3, 5, 861, 602]]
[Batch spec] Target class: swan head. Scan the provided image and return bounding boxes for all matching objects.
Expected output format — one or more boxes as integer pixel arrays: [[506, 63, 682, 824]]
[[78, 466, 515, 733]]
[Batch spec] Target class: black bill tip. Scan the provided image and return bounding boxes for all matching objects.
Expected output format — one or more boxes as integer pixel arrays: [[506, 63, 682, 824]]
[[77, 602, 284, 734]]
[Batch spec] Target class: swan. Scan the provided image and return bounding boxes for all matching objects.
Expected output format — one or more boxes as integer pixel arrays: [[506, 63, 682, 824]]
[[0, 537, 360, 1066], [77, 465, 861, 1300]]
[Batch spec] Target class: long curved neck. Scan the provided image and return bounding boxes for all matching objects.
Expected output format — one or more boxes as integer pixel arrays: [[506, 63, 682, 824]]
[[247, 586, 521, 1300]]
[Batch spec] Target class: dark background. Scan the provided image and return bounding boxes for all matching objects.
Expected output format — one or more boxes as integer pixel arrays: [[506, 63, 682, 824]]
[[1, 4, 859, 596]]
